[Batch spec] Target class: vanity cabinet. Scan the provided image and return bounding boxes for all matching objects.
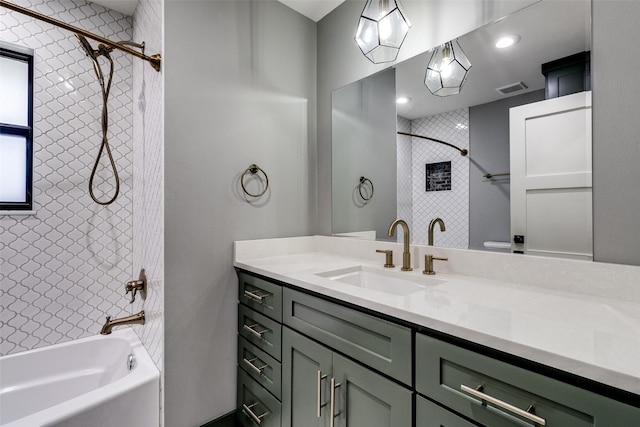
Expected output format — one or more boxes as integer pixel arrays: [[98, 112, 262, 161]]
[[282, 326, 412, 427], [236, 269, 640, 427]]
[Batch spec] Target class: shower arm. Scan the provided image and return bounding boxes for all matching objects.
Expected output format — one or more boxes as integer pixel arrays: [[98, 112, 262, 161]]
[[0, 0, 161, 72]]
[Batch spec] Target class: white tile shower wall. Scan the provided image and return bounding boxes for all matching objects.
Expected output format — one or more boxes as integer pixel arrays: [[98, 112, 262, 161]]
[[131, 0, 163, 372], [396, 116, 412, 242], [0, 0, 133, 355], [411, 109, 469, 248]]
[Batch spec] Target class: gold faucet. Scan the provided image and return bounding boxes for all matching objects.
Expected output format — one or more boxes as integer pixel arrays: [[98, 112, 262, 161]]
[[100, 310, 145, 335], [388, 219, 412, 271], [428, 218, 446, 246]]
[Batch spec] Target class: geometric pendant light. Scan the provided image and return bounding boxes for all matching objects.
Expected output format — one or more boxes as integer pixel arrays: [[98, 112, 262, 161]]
[[424, 40, 472, 96], [355, 0, 411, 64]]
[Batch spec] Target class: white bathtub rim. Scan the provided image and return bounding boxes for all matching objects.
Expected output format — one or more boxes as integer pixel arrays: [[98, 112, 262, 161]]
[[1, 328, 159, 427]]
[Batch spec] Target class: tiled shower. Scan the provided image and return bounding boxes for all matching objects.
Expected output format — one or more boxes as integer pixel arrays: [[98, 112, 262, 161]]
[[397, 108, 470, 249], [0, 0, 163, 373]]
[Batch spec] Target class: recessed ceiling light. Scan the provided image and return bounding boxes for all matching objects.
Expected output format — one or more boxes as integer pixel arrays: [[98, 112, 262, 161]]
[[396, 97, 411, 104], [495, 35, 521, 49]]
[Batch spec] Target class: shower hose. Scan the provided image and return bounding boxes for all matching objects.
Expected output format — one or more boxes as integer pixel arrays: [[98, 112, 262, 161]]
[[86, 43, 120, 205]]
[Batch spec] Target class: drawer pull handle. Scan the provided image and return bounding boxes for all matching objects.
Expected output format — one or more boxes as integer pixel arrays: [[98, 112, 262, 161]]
[[243, 357, 268, 375], [244, 288, 271, 302], [460, 384, 546, 426], [317, 370, 328, 418], [330, 377, 342, 427], [243, 323, 270, 339], [242, 402, 269, 425]]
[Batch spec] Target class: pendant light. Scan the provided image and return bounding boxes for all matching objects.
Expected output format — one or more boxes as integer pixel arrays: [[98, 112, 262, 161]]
[[355, 0, 411, 64], [424, 40, 471, 97]]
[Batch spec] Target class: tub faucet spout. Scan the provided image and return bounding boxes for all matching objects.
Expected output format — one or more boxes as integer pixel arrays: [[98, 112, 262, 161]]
[[100, 310, 145, 335], [388, 219, 412, 271]]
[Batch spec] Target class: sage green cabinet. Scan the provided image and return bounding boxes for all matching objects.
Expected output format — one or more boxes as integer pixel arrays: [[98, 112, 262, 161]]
[[416, 333, 640, 426], [282, 326, 332, 427], [238, 271, 283, 322], [238, 368, 282, 427], [283, 288, 412, 385], [282, 327, 412, 427], [235, 269, 640, 427], [416, 395, 478, 427]]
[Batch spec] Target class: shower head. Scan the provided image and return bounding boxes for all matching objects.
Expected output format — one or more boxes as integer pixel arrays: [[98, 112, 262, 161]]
[[75, 34, 114, 60], [75, 34, 99, 60]]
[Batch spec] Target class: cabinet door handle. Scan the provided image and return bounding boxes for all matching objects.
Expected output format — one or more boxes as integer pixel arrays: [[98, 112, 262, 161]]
[[460, 384, 546, 426], [243, 322, 269, 339], [244, 288, 271, 302], [242, 402, 269, 425], [330, 377, 342, 427], [317, 370, 328, 418]]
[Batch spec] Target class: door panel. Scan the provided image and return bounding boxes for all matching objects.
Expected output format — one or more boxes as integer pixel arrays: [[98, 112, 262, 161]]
[[282, 327, 332, 427], [332, 354, 412, 427], [510, 91, 592, 260]]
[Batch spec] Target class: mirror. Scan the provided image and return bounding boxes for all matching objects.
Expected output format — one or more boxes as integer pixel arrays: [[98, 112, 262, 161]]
[[332, 0, 592, 258]]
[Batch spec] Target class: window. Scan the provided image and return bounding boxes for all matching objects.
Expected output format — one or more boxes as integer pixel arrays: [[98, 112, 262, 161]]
[[0, 43, 33, 211]]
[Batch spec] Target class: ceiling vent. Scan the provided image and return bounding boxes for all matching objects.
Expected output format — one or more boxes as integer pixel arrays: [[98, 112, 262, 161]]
[[496, 81, 528, 95]]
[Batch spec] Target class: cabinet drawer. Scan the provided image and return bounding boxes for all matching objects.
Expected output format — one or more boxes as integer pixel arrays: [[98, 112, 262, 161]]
[[417, 395, 478, 427], [238, 271, 282, 322], [239, 305, 282, 361], [239, 336, 282, 400], [238, 368, 282, 427], [283, 288, 412, 385], [416, 334, 640, 427]]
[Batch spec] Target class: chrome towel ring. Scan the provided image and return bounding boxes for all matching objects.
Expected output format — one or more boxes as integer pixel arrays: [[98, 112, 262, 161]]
[[358, 176, 374, 201], [241, 164, 269, 198]]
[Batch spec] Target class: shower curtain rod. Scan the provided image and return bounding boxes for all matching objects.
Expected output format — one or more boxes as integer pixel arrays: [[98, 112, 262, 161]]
[[397, 131, 468, 157], [0, 0, 161, 72]]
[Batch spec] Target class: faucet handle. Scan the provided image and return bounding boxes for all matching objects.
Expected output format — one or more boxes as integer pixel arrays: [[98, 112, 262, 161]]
[[423, 254, 448, 275], [124, 269, 147, 304], [125, 281, 141, 303], [376, 249, 395, 268]]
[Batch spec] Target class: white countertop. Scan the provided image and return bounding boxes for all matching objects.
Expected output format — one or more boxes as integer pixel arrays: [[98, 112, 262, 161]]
[[234, 236, 640, 396]]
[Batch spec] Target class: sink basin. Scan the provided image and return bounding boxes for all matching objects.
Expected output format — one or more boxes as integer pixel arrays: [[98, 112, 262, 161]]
[[316, 266, 444, 296]]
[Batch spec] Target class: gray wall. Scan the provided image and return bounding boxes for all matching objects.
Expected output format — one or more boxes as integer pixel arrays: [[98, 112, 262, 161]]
[[592, 1, 640, 266], [332, 68, 397, 239], [164, 1, 317, 425], [468, 90, 545, 251], [317, 0, 539, 236]]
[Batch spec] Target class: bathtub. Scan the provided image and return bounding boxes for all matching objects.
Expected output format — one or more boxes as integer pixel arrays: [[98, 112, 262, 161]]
[[0, 328, 159, 427]]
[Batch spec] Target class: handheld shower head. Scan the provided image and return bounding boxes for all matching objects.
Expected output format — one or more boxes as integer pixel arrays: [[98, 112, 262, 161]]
[[75, 34, 98, 60], [75, 34, 114, 60]]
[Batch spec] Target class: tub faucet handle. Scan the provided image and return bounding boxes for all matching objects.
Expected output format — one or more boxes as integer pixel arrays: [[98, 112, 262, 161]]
[[124, 269, 147, 304]]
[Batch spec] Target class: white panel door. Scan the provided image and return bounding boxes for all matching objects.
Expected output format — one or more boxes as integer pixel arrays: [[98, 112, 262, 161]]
[[510, 91, 592, 260]]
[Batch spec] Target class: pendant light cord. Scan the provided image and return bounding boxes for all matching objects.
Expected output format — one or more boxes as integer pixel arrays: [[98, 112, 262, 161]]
[[87, 45, 120, 205]]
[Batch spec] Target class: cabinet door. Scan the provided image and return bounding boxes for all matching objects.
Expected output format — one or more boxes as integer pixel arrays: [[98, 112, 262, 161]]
[[417, 395, 479, 427], [282, 327, 332, 427], [332, 353, 412, 427]]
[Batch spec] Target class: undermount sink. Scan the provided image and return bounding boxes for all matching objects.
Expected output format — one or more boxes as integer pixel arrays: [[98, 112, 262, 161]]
[[316, 265, 444, 296]]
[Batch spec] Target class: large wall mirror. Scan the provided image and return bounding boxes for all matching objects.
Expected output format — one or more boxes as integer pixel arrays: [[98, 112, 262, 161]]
[[332, 0, 593, 260]]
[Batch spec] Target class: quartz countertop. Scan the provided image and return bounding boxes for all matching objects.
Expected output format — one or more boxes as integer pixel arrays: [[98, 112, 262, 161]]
[[234, 236, 640, 397]]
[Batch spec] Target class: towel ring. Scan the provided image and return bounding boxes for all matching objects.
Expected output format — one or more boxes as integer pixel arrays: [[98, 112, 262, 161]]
[[358, 176, 374, 201], [241, 164, 269, 198]]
